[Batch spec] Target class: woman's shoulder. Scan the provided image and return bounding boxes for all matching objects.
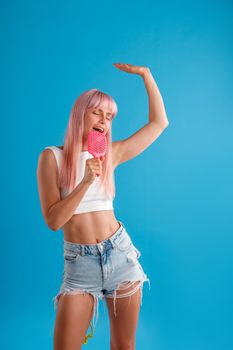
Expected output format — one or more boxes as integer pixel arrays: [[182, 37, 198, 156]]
[[42, 146, 63, 155], [41, 146, 62, 170]]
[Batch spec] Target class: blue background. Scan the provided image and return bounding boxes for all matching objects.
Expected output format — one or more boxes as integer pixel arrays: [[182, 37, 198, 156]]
[[1, 0, 232, 349]]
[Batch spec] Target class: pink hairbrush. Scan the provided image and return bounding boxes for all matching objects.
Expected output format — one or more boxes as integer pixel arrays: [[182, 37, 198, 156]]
[[87, 129, 107, 158]]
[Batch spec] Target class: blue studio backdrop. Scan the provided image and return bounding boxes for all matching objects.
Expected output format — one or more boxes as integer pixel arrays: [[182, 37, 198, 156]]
[[1, 0, 232, 349]]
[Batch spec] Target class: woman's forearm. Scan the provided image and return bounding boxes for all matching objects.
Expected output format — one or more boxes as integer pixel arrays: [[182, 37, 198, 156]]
[[142, 69, 169, 128], [48, 180, 91, 231]]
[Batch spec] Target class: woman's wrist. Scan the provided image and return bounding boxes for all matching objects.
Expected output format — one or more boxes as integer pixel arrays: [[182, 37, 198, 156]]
[[141, 67, 151, 80], [79, 179, 91, 188]]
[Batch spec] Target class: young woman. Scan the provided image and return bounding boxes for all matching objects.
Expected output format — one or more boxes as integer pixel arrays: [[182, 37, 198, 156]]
[[37, 63, 169, 349]]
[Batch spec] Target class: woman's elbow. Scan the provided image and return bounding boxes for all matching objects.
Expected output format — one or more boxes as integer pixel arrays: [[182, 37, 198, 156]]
[[47, 215, 59, 232]]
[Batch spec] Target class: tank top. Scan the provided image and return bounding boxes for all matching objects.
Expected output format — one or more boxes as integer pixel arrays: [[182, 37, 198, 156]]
[[44, 146, 114, 214]]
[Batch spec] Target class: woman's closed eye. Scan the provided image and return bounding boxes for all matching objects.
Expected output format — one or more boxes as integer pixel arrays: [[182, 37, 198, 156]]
[[93, 112, 112, 120]]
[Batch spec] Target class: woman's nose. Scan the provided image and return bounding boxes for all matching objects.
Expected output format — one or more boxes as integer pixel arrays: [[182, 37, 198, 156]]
[[99, 119, 105, 126]]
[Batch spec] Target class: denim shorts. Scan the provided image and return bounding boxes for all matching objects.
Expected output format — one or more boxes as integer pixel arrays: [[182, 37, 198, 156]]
[[52, 220, 150, 345]]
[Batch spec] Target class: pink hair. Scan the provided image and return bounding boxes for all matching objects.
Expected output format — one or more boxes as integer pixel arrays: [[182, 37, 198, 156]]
[[58, 89, 118, 199]]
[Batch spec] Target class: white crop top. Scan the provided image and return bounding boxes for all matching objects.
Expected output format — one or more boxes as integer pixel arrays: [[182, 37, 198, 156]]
[[44, 146, 114, 214]]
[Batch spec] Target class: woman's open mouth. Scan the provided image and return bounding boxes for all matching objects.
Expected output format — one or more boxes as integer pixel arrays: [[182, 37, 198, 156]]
[[93, 127, 104, 133]]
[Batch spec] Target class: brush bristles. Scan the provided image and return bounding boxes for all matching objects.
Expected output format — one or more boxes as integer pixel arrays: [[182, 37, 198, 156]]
[[87, 130, 107, 157]]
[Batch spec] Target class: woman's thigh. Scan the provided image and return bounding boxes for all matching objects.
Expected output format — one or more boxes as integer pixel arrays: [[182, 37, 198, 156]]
[[105, 281, 141, 349], [53, 292, 94, 350], [53, 246, 103, 348], [102, 228, 151, 348]]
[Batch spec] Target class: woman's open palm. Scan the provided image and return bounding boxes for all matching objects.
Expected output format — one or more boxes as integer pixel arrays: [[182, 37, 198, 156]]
[[113, 63, 149, 77]]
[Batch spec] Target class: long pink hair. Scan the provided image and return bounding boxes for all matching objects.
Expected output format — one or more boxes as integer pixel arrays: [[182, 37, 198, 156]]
[[58, 89, 118, 199]]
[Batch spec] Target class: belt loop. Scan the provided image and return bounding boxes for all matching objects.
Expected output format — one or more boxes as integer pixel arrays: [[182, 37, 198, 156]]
[[81, 245, 84, 256], [110, 231, 120, 249], [119, 220, 124, 230], [110, 238, 115, 249]]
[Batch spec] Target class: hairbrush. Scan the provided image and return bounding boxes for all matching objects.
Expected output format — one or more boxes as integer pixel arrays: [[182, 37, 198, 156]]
[[87, 129, 107, 158]]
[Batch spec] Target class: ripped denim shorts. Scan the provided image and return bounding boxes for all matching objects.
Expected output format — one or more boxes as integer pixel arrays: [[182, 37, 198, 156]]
[[52, 220, 150, 345]]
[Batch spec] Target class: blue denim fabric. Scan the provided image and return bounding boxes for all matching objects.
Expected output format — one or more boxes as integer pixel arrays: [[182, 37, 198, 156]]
[[52, 220, 150, 344]]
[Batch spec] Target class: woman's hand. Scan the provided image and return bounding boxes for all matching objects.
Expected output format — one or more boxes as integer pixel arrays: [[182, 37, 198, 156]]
[[82, 156, 105, 185], [113, 63, 150, 77]]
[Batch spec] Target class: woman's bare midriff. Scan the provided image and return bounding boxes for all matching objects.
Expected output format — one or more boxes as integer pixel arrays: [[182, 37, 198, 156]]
[[61, 209, 121, 244]]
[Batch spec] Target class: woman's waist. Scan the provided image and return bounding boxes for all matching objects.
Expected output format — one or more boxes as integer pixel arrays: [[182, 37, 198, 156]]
[[61, 210, 120, 244]]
